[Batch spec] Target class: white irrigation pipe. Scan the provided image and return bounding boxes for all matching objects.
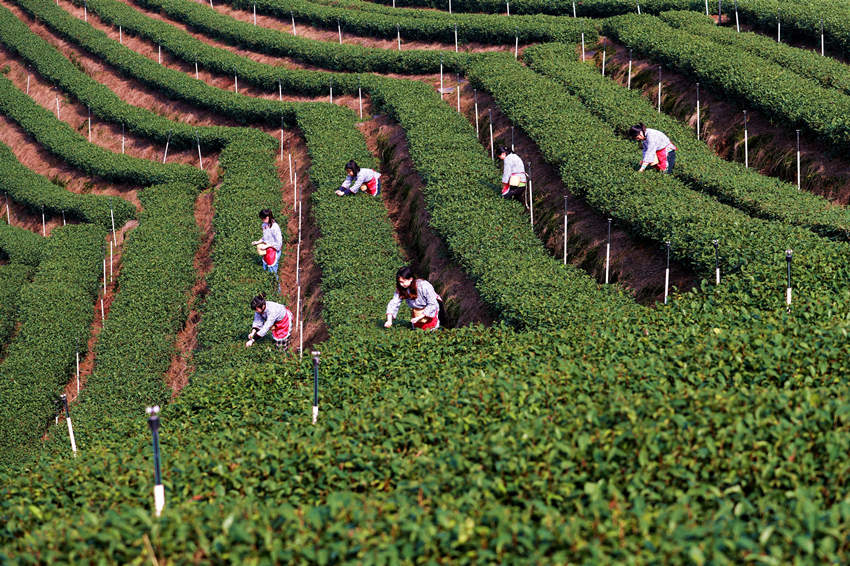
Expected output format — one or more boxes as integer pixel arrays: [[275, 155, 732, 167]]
[[695, 82, 700, 140], [278, 79, 282, 101], [162, 130, 172, 163], [195, 60, 199, 80], [663, 241, 671, 305], [55, 95, 60, 119], [657, 66, 662, 113], [605, 218, 611, 284], [456, 74, 461, 112], [60, 395, 77, 456], [146, 406, 165, 517], [473, 89, 479, 138], [627, 50, 632, 90], [291, 11, 296, 35], [358, 83, 363, 118], [454, 24, 458, 52], [121, 122, 125, 154], [41, 207, 45, 236], [292, 161, 297, 212], [713, 239, 720, 285], [527, 162, 534, 227], [338, 20, 342, 44], [563, 196, 568, 265], [397, 24, 401, 51], [601, 49, 606, 76], [581, 32, 585, 62], [25, 71, 30, 95], [785, 250, 792, 310], [514, 30, 518, 59], [253, 2, 256, 25], [110, 204, 116, 245], [311, 351, 319, 424], [288, 152, 293, 185], [234, 72, 238, 93], [439, 58, 444, 99], [195, 131, 204, 170], [743, 110, 748, 168], [280, 118, 284, 162], [119, 25, 122, 43], [488, 108, 494, 160], [820, 18, 825, 56], [572, 1, 576, 17], [777, 9, 781, 42], [75, 344, 80, 396], [734, 0, 739, 32], [796, 129, 801, 190], [158, 44, 162, 64], [110, 240, 113, 282]]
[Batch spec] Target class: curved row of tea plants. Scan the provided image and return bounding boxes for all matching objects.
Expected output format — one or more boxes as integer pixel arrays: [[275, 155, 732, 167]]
[[602, 14, 850, 151], [466, 54, 850, 309], [0, 222, 43, 265], [658, 10, 850, 96], [68, 184, 199, 440], [295, 104, 406, 330], [0, 141, 135, 229], [0, 263, 32, 351], [227, 0, 596, 44], [522, 42, 850, 240], [362, 0, 700, 15], [0, 223, 105, 467]]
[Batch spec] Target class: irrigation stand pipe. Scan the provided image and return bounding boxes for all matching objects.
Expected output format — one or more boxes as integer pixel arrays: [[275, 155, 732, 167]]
[[121, 122, 125, 154], [291, 11, 296, 35], [796, 130, 801, 190], [146, 406, 165, 517], [563, 196, 568, 265], [195, 131, 203, 170], [601, 49, 606, 76], [329, 80, 333, 104], [777, 9, 781, 42], [514, 30, 518, 59], [488, 109, 494, 160], [41, 207, 45, 236], [581, 33, 585, 62], [439, 57, 444, 99], [311, 351, 319, 424], [572, 1, 576, 17], [234, 72, 238, 94], [158, 44, 161, 64], [253, 2, 256, 25], [605, 218, 611, 284], [279, 118, 284, 161], [358, 84, 363, 119], [454, 25, 458, 52], [704, 0, 708, 15], [820, 18, 824, 56], [734, 0, 739, 31], [713, 239, 720, 285], [695, 83, 700, 139], [110, 204, 116, 245], [743, 110, 748, 168], [663, 240, 670, 305], [60, 395, 77, 456], [162, 130, 172, 163], [636, 1, 640, 15], [397, 25, 401, 51], [109, 240, 113, 282], [785, 249, 792, 310], [473, 89, 479, 138], [338, 20, 342, 44], [627, 50, 632, 90], [456, 74, 461, 113], [195, 60, 199, 80], [278, 79, 282, 101], [75, 341, 80, 395], [62, 210, 66, 226], [657, 66, 662, 113], [527, 162, 534, 227]]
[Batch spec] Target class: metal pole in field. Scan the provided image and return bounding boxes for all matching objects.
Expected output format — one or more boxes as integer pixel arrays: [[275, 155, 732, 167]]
[[734, 0, 739, 31], [506, 0, 509, 15], [195, 59, 199, 80], [311, 351, 319, 424], [62, 210, 65, 226], [3, 192, 8, 225], [119, 26, 122, 44], [581, 32, 585, 62], [293, 163, 297, 213], [563, 196, 568, 265], [41, 207, 45, 236], [338, 20, 342, 44], [158, 44, 162, 64], [84, 0, 87, 20], [488, 108, 494, 160], [718, 0, 721, 23], [439, 57, 444, 99], [605, 218, 611, 284], [358, 81, 363, 118], [75, 340, 80, 395], [796, 129, 801, 190], [195, 131, 203, 170], [510, 126, 514, 151], [121, 122, 125, 154], [299, 320, 303, 360], [60, 395, 77, 456], [454, 24, 458, 52], [820, 18, 824, 56], [636, 0, 640, 15], [627, 49, 632, 90], [110, 204, 116, 245], [397, 24, 401, 51], [291, 11, 296, 35], [288, 151, 293, 185], [777, 8, 780, 42], [162, 129, 172, 163], [515, 30, 519, 60], [527, 162, 534, 227], [448, 0, 451, 14], [25, 68, 30, 95], [663, 240, 670, 304], [103, 256, 107, 295], [704, 0, 708, 15], [456, 73, 461, 112], [785, 249, 792, 310], [695, 82, 700, 139], [146, 406, 165, 517], [329, 80, 333, 104], [234, 71, 238, 93], [278, 78, 282, 101], [657, 65, 661, 112], [743, 110, 748, 168], [572, 1, 576, 17], [110, 240, 113, 281], [55, 94, 60, 120], [253, 2, 256, 24], [713, 239, 720, 284], [601, 49, 606, 76], [473, 89, 479, 137], [280, 117, 284, 161]]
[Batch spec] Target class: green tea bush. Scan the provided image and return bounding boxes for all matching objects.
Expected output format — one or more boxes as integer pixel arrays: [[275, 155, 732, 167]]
[[0, 263, 32, 348], [0, 222, 43, 265]]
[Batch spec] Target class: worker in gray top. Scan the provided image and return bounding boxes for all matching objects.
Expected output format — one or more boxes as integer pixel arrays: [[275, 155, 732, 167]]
[[245, 292, 293, 348], [336, 160, 381, 196], [384, 266, 441, 330], [628, 123, 677, 173], [498, 145, 527, 198], [251, 209, 282, 274]]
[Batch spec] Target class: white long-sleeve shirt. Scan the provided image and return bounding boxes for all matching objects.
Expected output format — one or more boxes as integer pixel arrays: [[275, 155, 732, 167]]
[[640, 128, 675, 165], [341, 168, 380, 194], [501, 153, 526, 184], [260, 221, 282, 251], [386, 279, 439, 319], [252, 300, 292, 338]]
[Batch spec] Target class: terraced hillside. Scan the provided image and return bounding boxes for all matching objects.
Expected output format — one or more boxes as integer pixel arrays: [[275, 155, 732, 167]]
[[2, 0, 850, 562]]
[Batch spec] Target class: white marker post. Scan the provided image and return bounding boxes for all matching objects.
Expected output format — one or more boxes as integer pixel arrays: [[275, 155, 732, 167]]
[[56, 95, 60, 120], [527, 162, 534, 227], [195, 59, 199, 80], [796, 129, 801, 190], [704, 0, 708, 15], [121, 123, 125, 154], [785, 250, 792, 310], [162, 130, 172, 163], [657, 65, 662, 113], [291, 11, 296, 35], [663, 240, 671, 305], [563, 195, 568, 265], [109, 240, 113, 282], [358, 81, 363, 119], [511, 126, 514, 152], [338, 20, 342, 44], [397, 24, 401, 51], [146, 406, 165, 517], [288, 151, 293, 185], [25, 69, 30, 95], [3, 192, 9, 225], [62, 210, 66, 226], [88, 105, 92, 142], [695, 82, 700, 139], [488, 108, 494, 160], [581, 32, 585, 62], [743, 110, 748, 168], [439, 57, 444, 99], [84, 0, 87, 20], [777, 9, 781, 42], [119, 26, 122, 44], [253, 2, 256, 25], [234, 72, 238, 93], [278, 78, 282, 101], [293, 163, 297, 213], [195, 131, 203, 170], [713, 239, 720, 285], [506, 1, 509, 15], [605, 218, 611, 284], [75, 341, 80, 395], [454, 24, 458, 52], [60, 395, 77, 456], [299, 320, 303, 360], [280, 117, 284, 162], [110, 204, 116, 245], [41, 207, 45, 236], [311, 351, 319, 424], [627, 49, 632, 90], [514, 30, 519, 60], [601, 49, 606, 76], [820, 18, 825, 56], [448, 0, 451, 14], [473, 89, 479, 138], [103, 257, 107, 294], [636, 0, 640, 14], [158, 44, 162, 64], [329, 80, 333, 104], [734, 0, 739, 32], [456, 74, 461, 112], [572, 1, 576, 17]]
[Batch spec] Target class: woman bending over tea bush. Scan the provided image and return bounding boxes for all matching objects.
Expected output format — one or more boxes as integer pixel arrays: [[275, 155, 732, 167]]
[[629, 123, 677, 173], [335, 160, 382, 196], [384, 266, 441, 330], [498, 145, 527, 198], [245, 292, 293, 348]]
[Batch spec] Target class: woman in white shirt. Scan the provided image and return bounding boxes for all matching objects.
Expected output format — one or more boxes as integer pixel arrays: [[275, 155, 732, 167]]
[[384, 266, 441, 330], [498, 145, 527, 198], [245, 293, 293, 349], [629, 123, 677, 173], [251, 208, 282, 274], [336, 160, 381, 196]]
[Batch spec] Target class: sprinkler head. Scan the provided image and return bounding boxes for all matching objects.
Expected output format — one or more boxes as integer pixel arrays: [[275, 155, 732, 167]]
[[786, 249, 793, 260]]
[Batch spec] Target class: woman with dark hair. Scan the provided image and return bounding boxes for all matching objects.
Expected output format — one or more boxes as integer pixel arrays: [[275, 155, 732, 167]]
[[335, 159, 382, 196], [251, 209, 282, 274], [498, 145, 527, 198], [628, 123, 677, 174], [245, 292, 293, 348], [384, 266, 441, 330]]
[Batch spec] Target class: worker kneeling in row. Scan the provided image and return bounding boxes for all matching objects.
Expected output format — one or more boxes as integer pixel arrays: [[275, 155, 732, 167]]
[[628, 123, 677, 174], [384, 266, 441, 331], [336, 160, 381, 196], [245, 292, 293, 349]]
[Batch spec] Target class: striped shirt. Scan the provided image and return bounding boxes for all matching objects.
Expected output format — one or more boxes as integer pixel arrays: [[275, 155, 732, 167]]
[[261, 221, 282, 252], [252, 300, 292, 338], [341, 168, 381, 194], [386, 279, 440, 319]]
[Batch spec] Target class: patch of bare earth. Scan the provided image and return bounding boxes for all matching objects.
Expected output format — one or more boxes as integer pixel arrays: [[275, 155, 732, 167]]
[[457, 82, 696, 303], [63, 222, 137, 401], [165, 190, 213, 396], [359, 114, 495, 327], [595, 36, 850, 203]]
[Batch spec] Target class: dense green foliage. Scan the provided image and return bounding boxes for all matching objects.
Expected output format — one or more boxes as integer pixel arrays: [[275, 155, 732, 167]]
[[522, 42, 850, 240], [602, 14, 850, 152], [0, 263, 32, 351], [0, 222, 42, 266], [0, 224, 105, 467], [69, 184, 199, 433]]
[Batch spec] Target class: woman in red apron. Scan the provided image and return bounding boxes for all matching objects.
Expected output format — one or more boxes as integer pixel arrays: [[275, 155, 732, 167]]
[[629, 123, 677, 173], [384, 266, 441, 330], [245, 293, 293, 349]]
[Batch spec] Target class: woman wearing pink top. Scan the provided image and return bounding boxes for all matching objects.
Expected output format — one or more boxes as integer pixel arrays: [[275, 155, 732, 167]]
[[628, 123, 677, 173]]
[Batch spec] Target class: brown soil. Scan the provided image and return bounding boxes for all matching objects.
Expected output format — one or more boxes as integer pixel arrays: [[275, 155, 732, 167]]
[[359, 114, 495, 327], [63, 221, 137, 401], [458, 82, 696, 303], [595, 36, 850, 203], [273, 128, 328, 351], [165, 190, 213, 396]]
